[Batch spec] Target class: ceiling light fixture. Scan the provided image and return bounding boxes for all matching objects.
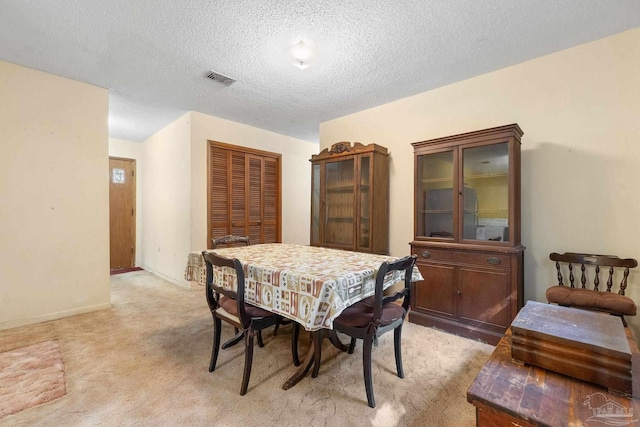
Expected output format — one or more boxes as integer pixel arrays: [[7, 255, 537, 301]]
[[288, 39, 316, 70]]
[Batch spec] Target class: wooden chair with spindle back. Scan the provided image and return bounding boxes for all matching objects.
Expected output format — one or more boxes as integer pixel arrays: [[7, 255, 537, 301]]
[[546, 252, 638, 326], [211, 234, 250, 248]]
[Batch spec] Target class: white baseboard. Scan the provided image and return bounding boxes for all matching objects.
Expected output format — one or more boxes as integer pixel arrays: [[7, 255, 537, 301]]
[[138, 264, 193, 290], [0, 302, 113, 332], [0, 267, 194, 332]]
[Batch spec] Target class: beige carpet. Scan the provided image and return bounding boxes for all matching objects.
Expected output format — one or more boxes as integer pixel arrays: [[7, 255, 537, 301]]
[[0, 340, 66, 419], [0, 271, 494, 426]]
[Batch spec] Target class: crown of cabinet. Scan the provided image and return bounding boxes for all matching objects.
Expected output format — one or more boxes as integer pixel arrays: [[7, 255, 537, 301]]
[[412, 123, 523, 150], [310, 142, 389, 162]]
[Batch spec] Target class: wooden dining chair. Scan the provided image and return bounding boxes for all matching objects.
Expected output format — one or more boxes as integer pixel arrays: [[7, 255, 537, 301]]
[[332, 255, 417, 408], [211, 234, 289, 339], [211, 234, 250, 345], [202, 251, 282, 395]]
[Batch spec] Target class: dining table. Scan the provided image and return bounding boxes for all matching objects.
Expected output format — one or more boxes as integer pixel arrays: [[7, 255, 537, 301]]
[[184, 243, 422, 389]]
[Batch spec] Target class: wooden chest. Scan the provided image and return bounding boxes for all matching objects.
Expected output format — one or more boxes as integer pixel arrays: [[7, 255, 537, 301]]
[[511, 301, 633, 396]]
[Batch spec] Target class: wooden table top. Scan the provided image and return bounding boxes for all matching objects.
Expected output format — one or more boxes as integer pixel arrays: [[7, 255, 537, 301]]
[[467, 327, 640, 427]]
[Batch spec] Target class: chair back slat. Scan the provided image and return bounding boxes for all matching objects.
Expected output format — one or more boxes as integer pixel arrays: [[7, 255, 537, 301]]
[[569, 263, 575, 287], [549, 252, 638, 295], [211, 234, 250, 249], [621, 268, 631, 295], [373, 255, 417, 322], [555, 261, 564, 286], [202, 251, 249, 327], [608, 267, 615, 293]]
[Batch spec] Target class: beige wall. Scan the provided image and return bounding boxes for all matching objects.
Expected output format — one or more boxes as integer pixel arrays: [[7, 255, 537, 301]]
[[0, 60, 110, 330], [190, 111, 318, 251], [108, 138, 144, 266], [320, 29, 640, 336], [138, 111, 317, 287], [139, 113, 192, 286]]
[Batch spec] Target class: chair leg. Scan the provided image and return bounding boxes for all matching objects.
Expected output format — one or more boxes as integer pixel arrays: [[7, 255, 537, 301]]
[[210, 317, 222, 372], [394, 326, 404, 379], [363, 335, 376, 408], [292, 323, 301, 366], [257, 330, 264, 347], [348, 338, 357, 354], [240, 329, 255, 396], [274, 318, 292, 336]]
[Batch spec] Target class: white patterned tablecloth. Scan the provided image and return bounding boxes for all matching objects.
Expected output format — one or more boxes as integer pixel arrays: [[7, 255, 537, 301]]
[[185, 244, 422, 331]]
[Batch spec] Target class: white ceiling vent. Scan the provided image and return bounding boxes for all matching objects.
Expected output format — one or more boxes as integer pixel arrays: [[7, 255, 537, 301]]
[[205, 70, 236, 86]]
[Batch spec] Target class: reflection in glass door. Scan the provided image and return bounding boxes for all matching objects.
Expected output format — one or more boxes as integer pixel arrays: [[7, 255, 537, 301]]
[[462, 142, 509, 242]]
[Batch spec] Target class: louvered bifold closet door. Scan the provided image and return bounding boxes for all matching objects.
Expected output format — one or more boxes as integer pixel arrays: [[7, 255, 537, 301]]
[[262, 157, 279, 243], [208, 141, 282, 248], [230, 151, 247, 236], [247, 155, 263, 244], [210, 146, 231, 238]]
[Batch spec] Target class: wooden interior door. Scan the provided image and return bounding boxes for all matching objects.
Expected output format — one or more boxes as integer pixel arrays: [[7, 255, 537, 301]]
[[109, 157, 136, 270]]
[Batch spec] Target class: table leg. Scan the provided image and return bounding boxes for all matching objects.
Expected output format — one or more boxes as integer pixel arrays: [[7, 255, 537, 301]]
[[282, 330, 321, 390], [282, 329, 352, 389], [221, 329, 244, 349]]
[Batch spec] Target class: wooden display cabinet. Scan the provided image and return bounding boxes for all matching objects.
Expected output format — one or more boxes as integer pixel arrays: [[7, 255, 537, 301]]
[[310, 142, 389, 254], [410, 124, 525, 345]]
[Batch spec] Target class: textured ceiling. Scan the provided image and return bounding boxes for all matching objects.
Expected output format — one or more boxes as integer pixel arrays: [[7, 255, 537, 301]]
[[1, 1, 639, 143]]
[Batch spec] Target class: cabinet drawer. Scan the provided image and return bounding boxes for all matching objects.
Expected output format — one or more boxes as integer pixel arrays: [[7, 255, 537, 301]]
[[412, 247, 510, 269]]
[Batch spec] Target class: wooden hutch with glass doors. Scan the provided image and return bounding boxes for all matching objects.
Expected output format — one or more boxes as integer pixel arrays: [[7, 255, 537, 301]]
[[410, 124, 525, 345], [310, 142, 389, 254]]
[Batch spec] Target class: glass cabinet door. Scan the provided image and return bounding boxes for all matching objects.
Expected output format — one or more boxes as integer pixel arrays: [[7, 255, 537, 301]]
[[462, 142, 509, 242], [417, 150, 455, 239], [358, 155, 371, 250], [310, 163, 321, 245], [324, 158, 355, 247]]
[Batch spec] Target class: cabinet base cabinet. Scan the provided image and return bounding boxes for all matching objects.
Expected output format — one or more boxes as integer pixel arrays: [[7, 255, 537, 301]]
[[409, 243, 524, 346], [409, 310, 508, 345]]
